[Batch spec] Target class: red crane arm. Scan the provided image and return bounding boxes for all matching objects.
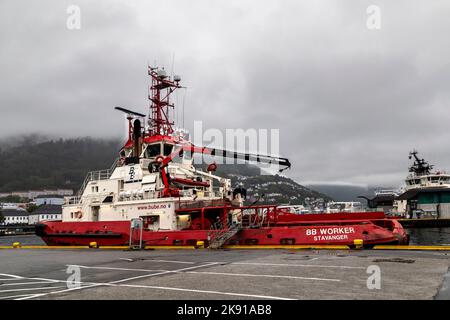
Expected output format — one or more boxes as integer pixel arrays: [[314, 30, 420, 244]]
[[157, 143, 291, 197], [161, 143, 291, 171]]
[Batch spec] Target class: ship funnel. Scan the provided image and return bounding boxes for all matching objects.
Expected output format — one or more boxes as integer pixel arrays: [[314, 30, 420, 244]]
[[133, 119, 142, 158]]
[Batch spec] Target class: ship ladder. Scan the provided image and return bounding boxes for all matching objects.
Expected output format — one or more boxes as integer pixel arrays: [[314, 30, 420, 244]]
[[208, 221, 242, 249]]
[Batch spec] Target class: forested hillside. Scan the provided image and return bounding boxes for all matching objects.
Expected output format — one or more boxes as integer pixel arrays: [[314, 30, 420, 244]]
[[0, 137, 331, 205], [0, 137, 120, 192]]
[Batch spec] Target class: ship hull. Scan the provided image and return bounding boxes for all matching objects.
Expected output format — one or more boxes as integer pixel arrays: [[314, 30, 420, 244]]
[[35, 215, 408, 247]]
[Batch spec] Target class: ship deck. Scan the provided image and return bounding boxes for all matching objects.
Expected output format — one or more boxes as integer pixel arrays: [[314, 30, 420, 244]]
[[1, 247, 450, 300]]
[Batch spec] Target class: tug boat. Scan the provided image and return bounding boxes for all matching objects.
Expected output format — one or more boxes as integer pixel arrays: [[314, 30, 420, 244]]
[[35, 66, 408, 248]]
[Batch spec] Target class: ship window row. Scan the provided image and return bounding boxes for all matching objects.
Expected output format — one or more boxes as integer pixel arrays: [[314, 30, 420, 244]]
[[428, 176, 450, 182], [120, 149, 133, 158], [121, 142, 185, 162], [406, 176, 450, 185], [144, 143, 174, 158], [5, 216, 27, 221], [40, 215, 59, 220], [406, 179, 421, 185]]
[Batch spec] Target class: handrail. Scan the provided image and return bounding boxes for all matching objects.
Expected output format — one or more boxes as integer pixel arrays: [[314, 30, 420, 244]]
[[76, 158, 119, 197], [208, 219, 241, 241]]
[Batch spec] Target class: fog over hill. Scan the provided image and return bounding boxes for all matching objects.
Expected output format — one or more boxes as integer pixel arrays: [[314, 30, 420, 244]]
[[0, 136, 330, 204], [305, 183, 400, 203]]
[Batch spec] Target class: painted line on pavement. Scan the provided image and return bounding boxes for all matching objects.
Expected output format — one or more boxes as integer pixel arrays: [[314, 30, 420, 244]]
[[231, 262, 365, 269], [18, 262, 220, 300], [67, 265, 167, 273], [142, 259, 195, 264], [185, 271, 340, 282], [0, 281, 55, 287], [0, 286, 65, 293], [0, 294, 39, 300], [9, 274, 294, 301], [65, 264, 340, 282]]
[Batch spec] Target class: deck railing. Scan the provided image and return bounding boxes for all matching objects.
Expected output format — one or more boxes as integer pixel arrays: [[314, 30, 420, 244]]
[[76, 158, 119, 197]]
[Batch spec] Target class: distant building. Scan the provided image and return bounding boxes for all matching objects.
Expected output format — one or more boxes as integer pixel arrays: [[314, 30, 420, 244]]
[[35, 195, 65, 206], [0, 203, 27, 210], [0, 209, 29, 225], [397, 188, 450, 219], [0, 189, 73, 201], [28, 204, 62, 225]]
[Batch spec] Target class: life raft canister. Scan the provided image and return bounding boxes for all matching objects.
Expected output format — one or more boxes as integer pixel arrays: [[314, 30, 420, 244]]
[[207, 162, 217, 172]]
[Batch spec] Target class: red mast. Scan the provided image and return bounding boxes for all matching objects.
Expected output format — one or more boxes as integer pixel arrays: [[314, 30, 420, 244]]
[[148, 66, 182, 136]]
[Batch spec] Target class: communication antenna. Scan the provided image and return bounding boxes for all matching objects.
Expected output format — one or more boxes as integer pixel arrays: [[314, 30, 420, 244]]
[[170, 53, 176, 125], [175, 89, 179, 127], [182, 88, 187, 129], [170, 52, 175, 79]]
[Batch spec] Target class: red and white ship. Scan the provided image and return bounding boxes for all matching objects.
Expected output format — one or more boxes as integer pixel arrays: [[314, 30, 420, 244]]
[[36, 66, 408, 248]]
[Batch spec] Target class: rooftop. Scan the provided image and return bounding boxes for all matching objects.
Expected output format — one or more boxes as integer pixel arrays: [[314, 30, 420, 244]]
[[35, 194, 65, 199], [0, 209, 29, 217], [31, 204, 62, 215]]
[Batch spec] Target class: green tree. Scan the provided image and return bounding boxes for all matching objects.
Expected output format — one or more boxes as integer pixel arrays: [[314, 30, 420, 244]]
[[27, 203, 38, 213]]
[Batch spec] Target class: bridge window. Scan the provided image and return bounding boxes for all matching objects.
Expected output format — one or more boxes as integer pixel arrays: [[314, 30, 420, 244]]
[[120, 148, 133, 158], [145, 143, 161, 158], [184, 150, 192, 161], [163, 144, 174, 156]]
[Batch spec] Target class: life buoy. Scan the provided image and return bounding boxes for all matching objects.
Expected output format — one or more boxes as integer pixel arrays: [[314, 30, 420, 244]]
[[148, 155, 164, 173], [74, 211, 83, 219]]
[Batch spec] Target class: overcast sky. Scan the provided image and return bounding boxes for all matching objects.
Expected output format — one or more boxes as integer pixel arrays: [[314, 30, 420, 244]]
[[1, 0, 450, 187]]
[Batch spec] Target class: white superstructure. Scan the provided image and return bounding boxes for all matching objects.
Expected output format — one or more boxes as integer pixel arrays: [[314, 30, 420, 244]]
[[63, 144, 235, 231]]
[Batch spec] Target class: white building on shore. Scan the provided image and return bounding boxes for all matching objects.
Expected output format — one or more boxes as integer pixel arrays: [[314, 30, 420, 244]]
[[35, 195, 65, 206], [28, 204, 62, 225], [0, 189, 73, 200], [0, 208, 29, 225]]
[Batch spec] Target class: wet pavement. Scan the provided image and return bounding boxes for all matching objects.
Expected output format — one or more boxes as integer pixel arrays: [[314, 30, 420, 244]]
[[0, 248, 449, 300]]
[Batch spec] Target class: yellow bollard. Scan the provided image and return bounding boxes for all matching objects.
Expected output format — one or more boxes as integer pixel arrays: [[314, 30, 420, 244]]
[[12, 242, 21, 248], [196, 241, 205, 249], [354, 239, 363, 249], [89, 242, 98, 248]]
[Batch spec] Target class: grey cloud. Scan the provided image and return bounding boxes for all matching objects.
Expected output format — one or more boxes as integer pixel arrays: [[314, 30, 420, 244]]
[[1, 0, 450, 187]]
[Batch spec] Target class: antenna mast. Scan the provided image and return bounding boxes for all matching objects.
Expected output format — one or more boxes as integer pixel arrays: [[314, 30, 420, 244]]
[[148, 66, 182, 136]]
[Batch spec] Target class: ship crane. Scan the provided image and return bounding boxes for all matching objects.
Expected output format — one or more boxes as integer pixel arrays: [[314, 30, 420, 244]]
[[152, 142, 291, 197]]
